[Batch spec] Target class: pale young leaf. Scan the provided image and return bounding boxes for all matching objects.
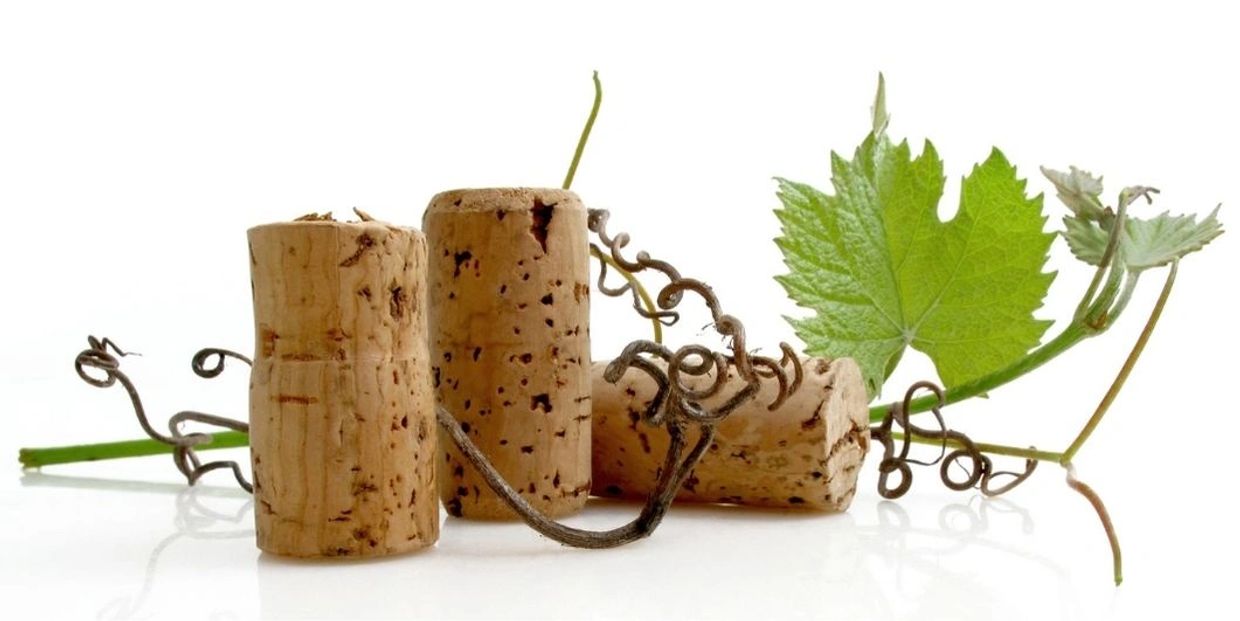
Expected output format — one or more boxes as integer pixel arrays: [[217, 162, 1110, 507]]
[[1062, 206, 1223, 271]]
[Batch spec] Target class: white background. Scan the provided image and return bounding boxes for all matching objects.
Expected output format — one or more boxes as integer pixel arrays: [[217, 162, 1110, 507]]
[[2, 1, 1237, 619]]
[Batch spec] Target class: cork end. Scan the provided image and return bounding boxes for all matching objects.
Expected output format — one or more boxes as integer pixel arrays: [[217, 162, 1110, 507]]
[[426, 187, 584, 216], [247, 209, 419, 237], [816, 356, 870, 512], [246, 218, 425, 248]]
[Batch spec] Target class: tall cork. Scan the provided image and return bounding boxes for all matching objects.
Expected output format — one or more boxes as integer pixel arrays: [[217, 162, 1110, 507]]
[[247, 216, 438, 557], [424, 188, 591, 520], [591, 357, 870, 511]]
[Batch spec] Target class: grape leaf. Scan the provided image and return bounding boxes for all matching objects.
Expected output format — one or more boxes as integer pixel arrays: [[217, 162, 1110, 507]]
[[775, 138, 1056, 397], [1061, 207, 1222, 270]]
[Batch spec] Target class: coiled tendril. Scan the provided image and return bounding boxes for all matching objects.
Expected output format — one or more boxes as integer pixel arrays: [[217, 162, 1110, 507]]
[[74, 336, 254, 491], [869, 381, 1037, 500]]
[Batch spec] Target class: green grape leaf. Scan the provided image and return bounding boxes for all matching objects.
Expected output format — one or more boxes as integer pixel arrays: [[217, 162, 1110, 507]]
[[775, 139, 1056, 398], [1061, 207, 1223, 271]]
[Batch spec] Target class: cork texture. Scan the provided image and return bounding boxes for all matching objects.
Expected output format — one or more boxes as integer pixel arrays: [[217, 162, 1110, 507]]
[[591, 357, 870, 510], [424, 188, 592, 520], [247, 219, 438, 557]]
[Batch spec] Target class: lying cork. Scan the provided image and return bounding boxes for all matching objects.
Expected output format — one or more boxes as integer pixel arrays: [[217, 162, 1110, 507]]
[[591, 357, 870, 510], [247, 214, 438, 557], [424, 188, 592, 520]]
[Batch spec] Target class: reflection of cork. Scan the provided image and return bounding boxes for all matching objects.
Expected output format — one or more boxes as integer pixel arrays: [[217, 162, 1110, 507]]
[[592, 357, 870, 511], [424, 188, 592, 520], [247, 218, 438, 557]]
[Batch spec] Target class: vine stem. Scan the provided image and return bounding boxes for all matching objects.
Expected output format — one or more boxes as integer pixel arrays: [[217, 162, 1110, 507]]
[[892, 432, 1064, 463], [20, 431, 249, 468], [562, 70, 602, 191], [1075, 185, 1138, 321], [1048, 262, 1176, 587], [1061, 260, 1177, 463], [870, 323, 1089, 423], [564, 69, 662, 344]]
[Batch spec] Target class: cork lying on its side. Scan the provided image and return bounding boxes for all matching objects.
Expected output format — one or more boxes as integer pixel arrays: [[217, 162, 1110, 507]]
[[424, 188, 592, 520], [591, 357, 870, 511], [247, 218, 438, 558]]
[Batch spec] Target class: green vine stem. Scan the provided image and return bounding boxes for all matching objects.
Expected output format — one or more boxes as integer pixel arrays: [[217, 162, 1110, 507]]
[[894, 432, 1064, 463], [562, 70, 602, 191], [19, 431, 249, 468], [1061, 260, 1176, 463], [1075, 187, 1134, 321], [561, 70, 663, 344], [871, 324, 1087, 423]]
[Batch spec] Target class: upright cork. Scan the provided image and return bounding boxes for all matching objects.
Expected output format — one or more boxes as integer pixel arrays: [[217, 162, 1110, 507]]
[[247, 215, 438, 557], [591, 357, 870, 511], [424, 188, 591, 520]]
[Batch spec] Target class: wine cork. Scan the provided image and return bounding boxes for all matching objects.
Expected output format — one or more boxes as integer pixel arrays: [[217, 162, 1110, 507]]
[[591, 357, 870, 510], [424, 188, 591, 520], [247, 216, 438, 557]]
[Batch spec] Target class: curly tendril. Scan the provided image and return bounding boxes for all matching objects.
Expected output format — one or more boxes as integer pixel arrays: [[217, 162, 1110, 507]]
[[74, 336, 254, 492], [870, 381, 1037, 500]]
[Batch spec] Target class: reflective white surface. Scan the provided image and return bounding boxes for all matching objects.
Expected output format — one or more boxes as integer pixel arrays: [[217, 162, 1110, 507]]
[[3, 453, 1232, 620]]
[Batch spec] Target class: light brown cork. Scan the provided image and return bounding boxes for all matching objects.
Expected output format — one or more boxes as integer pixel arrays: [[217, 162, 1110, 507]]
[[247, 217, 438, 557], [591, 357, 870, 510], [424, 188, 592, 520]]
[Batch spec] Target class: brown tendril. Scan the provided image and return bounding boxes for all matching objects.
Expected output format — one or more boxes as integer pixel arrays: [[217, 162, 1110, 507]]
[[436, 208, 804, 548], [870, 381, 1037, 500], [591, 242, 680, 326], [74, 336, 254, 492]]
